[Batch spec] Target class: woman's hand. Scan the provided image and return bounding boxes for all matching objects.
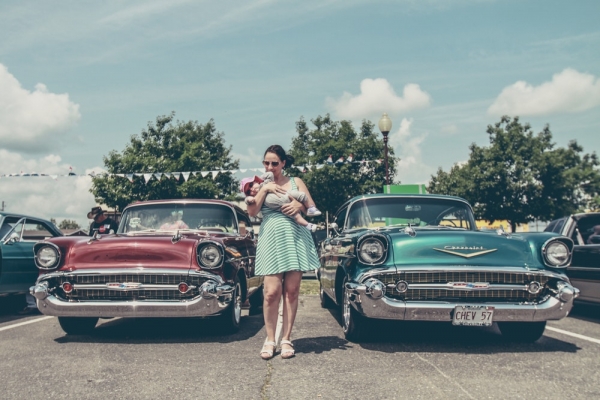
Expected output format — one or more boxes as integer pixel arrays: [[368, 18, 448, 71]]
[[281, 196, 304, 216]]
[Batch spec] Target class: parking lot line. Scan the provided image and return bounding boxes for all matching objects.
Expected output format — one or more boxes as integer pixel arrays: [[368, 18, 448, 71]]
[[546, 326, 600, 345], [0, 316, 53, 332]]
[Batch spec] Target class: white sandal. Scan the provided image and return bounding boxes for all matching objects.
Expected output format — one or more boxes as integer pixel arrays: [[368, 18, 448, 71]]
[[280, 340, 295, 359], [260, 341, 276, 360]]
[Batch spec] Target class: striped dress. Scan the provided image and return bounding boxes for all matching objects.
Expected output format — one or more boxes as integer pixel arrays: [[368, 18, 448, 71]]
[[255, 178, 320, 276]]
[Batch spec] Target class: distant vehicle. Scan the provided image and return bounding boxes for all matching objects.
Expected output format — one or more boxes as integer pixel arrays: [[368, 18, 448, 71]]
[[319, 194, 579, 342], [30, 200, 262, 335], [545, 213, 600, 305], [0, 213, 62, 297]]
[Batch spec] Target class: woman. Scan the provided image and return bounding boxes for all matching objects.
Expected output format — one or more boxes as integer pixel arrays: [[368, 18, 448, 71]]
[[246, 145, 320, 360]]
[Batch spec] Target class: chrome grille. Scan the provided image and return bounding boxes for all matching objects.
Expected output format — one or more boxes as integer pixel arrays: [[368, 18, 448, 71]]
[[55, 273, 209, 301], [374, 271, 550, 302]]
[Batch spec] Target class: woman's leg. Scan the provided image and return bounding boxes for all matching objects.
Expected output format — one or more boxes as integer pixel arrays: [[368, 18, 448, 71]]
[[263, 273, 284, 342], [281, 270, 304, 344]]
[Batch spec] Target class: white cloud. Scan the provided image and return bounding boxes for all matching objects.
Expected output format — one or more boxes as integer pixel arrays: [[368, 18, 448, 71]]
[[0, 150, 100, 229], [488, 68, 600, 116], [388, 118, 434, 184], [326, 78, 431, 120], [0, 64, 81, 152]]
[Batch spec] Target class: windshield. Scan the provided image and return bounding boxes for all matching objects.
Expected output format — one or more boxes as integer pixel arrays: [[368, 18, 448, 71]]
[[345, 197, 475, 230], [119, 203, 237, 234]]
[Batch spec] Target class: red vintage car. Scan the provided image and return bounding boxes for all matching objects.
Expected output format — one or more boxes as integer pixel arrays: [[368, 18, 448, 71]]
[[30, 199, 262, 335]]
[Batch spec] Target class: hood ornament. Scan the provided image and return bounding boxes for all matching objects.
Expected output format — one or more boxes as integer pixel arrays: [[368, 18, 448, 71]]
[[496, 226, 512, 238], [87, 231, 101, 244], [434, 246, 497, 258], [403, 225, 416, 237]]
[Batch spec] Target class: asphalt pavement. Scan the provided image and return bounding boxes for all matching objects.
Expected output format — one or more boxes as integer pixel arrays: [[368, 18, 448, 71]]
[[1, 295, 599, 399]]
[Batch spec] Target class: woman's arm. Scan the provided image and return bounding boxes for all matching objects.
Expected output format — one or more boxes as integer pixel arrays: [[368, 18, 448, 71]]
[[246, 182, 285, 217], [280, 178, 308, 216]]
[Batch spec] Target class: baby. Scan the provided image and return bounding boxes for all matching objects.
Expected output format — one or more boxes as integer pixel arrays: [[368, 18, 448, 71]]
[[241, 172, 321, 232]]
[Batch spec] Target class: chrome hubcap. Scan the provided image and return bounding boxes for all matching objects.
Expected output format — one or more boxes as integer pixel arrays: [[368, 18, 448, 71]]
[[343, 290, 350, 331], [233, 284, 242, 323]]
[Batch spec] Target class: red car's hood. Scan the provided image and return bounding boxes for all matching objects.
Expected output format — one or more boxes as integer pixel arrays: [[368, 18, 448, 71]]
[[57, 235, 197, 271]]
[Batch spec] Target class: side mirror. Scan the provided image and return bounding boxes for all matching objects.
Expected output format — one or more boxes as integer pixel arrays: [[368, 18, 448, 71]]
[[4, 232, 20, 245]]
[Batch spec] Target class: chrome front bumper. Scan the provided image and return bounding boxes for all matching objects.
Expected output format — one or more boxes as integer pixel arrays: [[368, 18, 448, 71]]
[[29, 281, 234, 318], [345, 281, 580, 322]]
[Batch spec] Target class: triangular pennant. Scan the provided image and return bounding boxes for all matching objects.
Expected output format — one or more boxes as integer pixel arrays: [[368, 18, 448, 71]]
[[336, 157, 344, 164], [326, 155, 333, 164], [126, 174, 134, 182], [201, 171, 210, 178], [143, 173, 153, 183], [211, 171, 219, 179], [239, 169, 247, 173], [49, 174, 58, 180], [316, 164, 324, 169], [347, 154, 354, 163], [182, 172, 191, 181]]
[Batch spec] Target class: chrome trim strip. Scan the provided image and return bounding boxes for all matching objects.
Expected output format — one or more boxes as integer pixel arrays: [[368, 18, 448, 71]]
[[36, 268, 224, 285], [357, 266, 569, 283], [404, 283, 529, 291], [72, 284, 197, 291]]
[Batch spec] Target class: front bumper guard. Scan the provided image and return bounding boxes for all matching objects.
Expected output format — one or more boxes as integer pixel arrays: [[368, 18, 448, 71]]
[[29, 281, 234, 318], [344, 281, 580, 322]]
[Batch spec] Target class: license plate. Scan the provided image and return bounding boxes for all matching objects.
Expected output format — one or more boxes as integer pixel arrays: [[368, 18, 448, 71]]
[[452, 305, 494, 326]]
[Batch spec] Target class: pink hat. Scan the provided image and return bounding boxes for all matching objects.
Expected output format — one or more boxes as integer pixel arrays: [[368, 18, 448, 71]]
[[240, 175, 264, 195]]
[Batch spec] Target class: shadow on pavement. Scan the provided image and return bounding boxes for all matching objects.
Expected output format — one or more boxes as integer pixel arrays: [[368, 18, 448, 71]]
[[53, 313, 265, 344], [569, 303, 600, 324], [294, 336, 353, 355], [0, 295, 39, 325]]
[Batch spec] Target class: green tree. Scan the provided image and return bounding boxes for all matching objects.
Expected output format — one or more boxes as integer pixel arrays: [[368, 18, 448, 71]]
[[91, 113, 239, 211], [287, 114, 397, 220], [58, 219, 80, 229], [428, 116, 600, 231]]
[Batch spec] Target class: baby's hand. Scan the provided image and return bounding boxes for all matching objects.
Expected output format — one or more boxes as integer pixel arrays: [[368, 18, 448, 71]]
[[245, 196, 256, 205]]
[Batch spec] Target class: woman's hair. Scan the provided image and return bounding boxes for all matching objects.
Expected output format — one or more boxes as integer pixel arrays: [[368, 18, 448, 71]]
[[264, 144, 294, 169]]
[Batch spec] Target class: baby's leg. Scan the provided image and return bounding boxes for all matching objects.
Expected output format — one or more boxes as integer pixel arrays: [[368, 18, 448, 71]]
[[294, 214, 317, 232]]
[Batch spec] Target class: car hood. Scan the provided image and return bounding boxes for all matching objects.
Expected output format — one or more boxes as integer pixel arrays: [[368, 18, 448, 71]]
[[58, 235, 197, 271], [388, 229, 535, 269]]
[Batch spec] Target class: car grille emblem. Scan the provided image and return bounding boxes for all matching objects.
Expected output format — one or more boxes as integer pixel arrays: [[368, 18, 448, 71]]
[[106, 282, 142, 290], [449, 282, 490, 289], [433, 246, 497, 258]]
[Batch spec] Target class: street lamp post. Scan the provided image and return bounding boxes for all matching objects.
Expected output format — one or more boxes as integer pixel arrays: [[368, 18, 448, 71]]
[[378, 113, 392, 189]]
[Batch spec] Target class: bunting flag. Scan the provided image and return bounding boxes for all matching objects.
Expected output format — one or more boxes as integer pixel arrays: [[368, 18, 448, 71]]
[[0, 154, 383, 185]]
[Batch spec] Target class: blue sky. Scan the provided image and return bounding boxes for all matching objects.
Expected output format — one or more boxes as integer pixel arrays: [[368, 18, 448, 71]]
[[0, 0, 599, 227]]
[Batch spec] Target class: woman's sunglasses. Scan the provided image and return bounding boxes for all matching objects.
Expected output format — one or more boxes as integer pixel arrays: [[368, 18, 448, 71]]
[[262, 161, 280, 167]]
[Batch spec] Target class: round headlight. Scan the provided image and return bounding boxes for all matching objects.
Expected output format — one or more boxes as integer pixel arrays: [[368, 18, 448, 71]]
[[198, 244, 223, 269], [545, 241, 569, 266], [358, 237, 386, 264], [35, 245, 59, 269]]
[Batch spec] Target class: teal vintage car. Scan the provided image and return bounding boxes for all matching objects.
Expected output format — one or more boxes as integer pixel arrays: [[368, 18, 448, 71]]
[[318, 194, 579, 342], [0, 213, 63, 297]]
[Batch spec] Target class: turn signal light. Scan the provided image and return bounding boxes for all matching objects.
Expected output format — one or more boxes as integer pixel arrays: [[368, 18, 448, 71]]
[[62, 282, 73, 293], [178, 282, 190, 294]]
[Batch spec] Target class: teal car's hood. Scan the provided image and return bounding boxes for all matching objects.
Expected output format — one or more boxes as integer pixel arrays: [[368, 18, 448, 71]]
[[389, 229, 534, 269]]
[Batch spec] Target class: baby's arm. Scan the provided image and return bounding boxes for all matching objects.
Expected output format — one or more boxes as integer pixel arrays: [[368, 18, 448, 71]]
[[245, 195, 256, 205]]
